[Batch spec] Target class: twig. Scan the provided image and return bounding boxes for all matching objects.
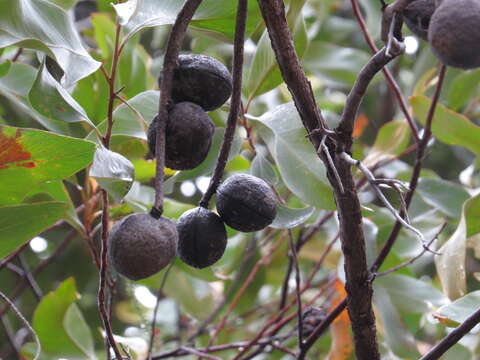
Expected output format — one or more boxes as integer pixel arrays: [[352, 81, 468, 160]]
[[350, 0, 419, 142], [180, 346, 222, 360], [0, 243, 30, 272], [340, 152, 426, 246], [152, 0, 204, 215], [148, 262, 174, 360], [11, 48, 23, 62], [18, 254, 43, 300], [207, 234, 284, 348], [0, 290, 41, 360], [187, 235, 258, 342], [199, 0, 248, 208], [0, 314, 19, 357], [287, 229, 304, 349], [376, 222, 446, 277], [99, 190, 123, 360], [420, 306, 480, 359]]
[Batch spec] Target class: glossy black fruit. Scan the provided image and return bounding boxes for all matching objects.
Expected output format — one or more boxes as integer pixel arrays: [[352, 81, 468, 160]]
[[170, 54, 233, 111], [108, 213, 178, 280], [148, 102, 215, 170], [404, 0, 436, 40], [216, 174, 277, 232], [177, 207, 227, 268], [428, 0, 480, 69]]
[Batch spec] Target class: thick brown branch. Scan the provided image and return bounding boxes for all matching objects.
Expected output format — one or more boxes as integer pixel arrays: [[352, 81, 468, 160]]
[[257, 1, 380, 358]]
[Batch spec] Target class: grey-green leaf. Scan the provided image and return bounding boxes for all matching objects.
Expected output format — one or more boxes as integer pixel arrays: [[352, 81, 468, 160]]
[[270, 204, 315, 229]]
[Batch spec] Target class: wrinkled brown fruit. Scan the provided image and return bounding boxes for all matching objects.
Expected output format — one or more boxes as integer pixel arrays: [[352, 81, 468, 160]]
[[177, 207, 227, 269], [148, 102, 215, 170], [170, 54, 233, 111], [428, 0, 480, 69], [216, 174, 277, 232], [404, 0, 436, 40], [108, 213, 178, 280]]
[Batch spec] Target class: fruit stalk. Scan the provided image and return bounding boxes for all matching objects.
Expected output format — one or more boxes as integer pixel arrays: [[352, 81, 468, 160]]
[[153, 0, 204, 216], [199, 0, 248, 209]]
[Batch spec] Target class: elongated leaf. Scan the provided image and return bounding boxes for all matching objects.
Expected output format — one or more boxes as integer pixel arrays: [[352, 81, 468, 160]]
[[0, 201, 68, 259], [29, 60, 94, 127], [374, 274, 447, 313], [363, 120, 411, 168], [465, 194, 480, 237], [113, 0, 261, 41], [252, 103, 335, 210], [0, 0, 100, 86], [250, 153, 278, 185], [245, 14, 307, 100], [435, 205, 469, 300], [33, 278, 95, 359], [0, 63, 71, 134], [270, 204, 315, 229], [417, 178, 470, 218], [90, 147, 135, 202], [0, 126, 96, 205], [410, 95, 480, 155], [434, 290, 480, 327], [374, 286, 420, 358], [448, 69, 480, 111], [64, 304, 96, 360]]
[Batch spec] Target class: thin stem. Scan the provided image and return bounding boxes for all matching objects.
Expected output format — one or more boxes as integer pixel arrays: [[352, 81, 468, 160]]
[[287, 229, 303, 349], [0, 290, 41, 360], [420, 307, 480, 359], [99, 190, 123, 360], [153, 0, 204, 215], [350, 0, 419, 142], [199, 0, 248, 208], [148, 262, 174, 360]]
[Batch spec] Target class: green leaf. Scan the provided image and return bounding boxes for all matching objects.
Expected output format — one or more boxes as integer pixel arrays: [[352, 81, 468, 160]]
[[28, 60, 95, 127], [303, 42, 371, 87], [417, 178, 470, 218], [46, 0, 77, 10], [434, 290, 480, 327], [250, 153, 278, 185], [0, 60, 11, 77], [64, 304, 97, 360], [447, 69, 480, 111], [24, 181, 84, 234], [33, 278, 95, 359], [270, 204, 314, 229], [374, 286, 420, 358], [90, 147, 135, 202], [410, 95, 480, 155], [464, 194, 480, 237], [113, 0, 261, 41], [0, 126, 96, 205], [252, 103, 335, 210], [374, 274, 447, 314], [0, 0, 100, 86], [245, 15, 307, 100], [88, 90, 157, 142], [363, 120, 411, 167], [0, 63, 71, 134], [0, 201, 68, 259]]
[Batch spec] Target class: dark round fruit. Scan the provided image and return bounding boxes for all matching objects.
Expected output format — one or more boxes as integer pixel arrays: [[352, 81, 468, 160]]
[[108, 213, 178, 280], [403, 0, 436, 40], [170, 54, 233, 111], [216, 174, 277, 232], [177, 207, 227, 268], [428, 0, 480, 69], [148, 102, 215, 170]]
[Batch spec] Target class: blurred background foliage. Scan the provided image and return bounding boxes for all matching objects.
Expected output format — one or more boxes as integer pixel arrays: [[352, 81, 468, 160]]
[[0, 0, 480, 359]]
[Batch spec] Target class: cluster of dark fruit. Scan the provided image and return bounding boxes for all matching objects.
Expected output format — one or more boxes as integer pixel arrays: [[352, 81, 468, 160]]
[[404, 0, 480, 69], [108, 55, 277, 280]]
